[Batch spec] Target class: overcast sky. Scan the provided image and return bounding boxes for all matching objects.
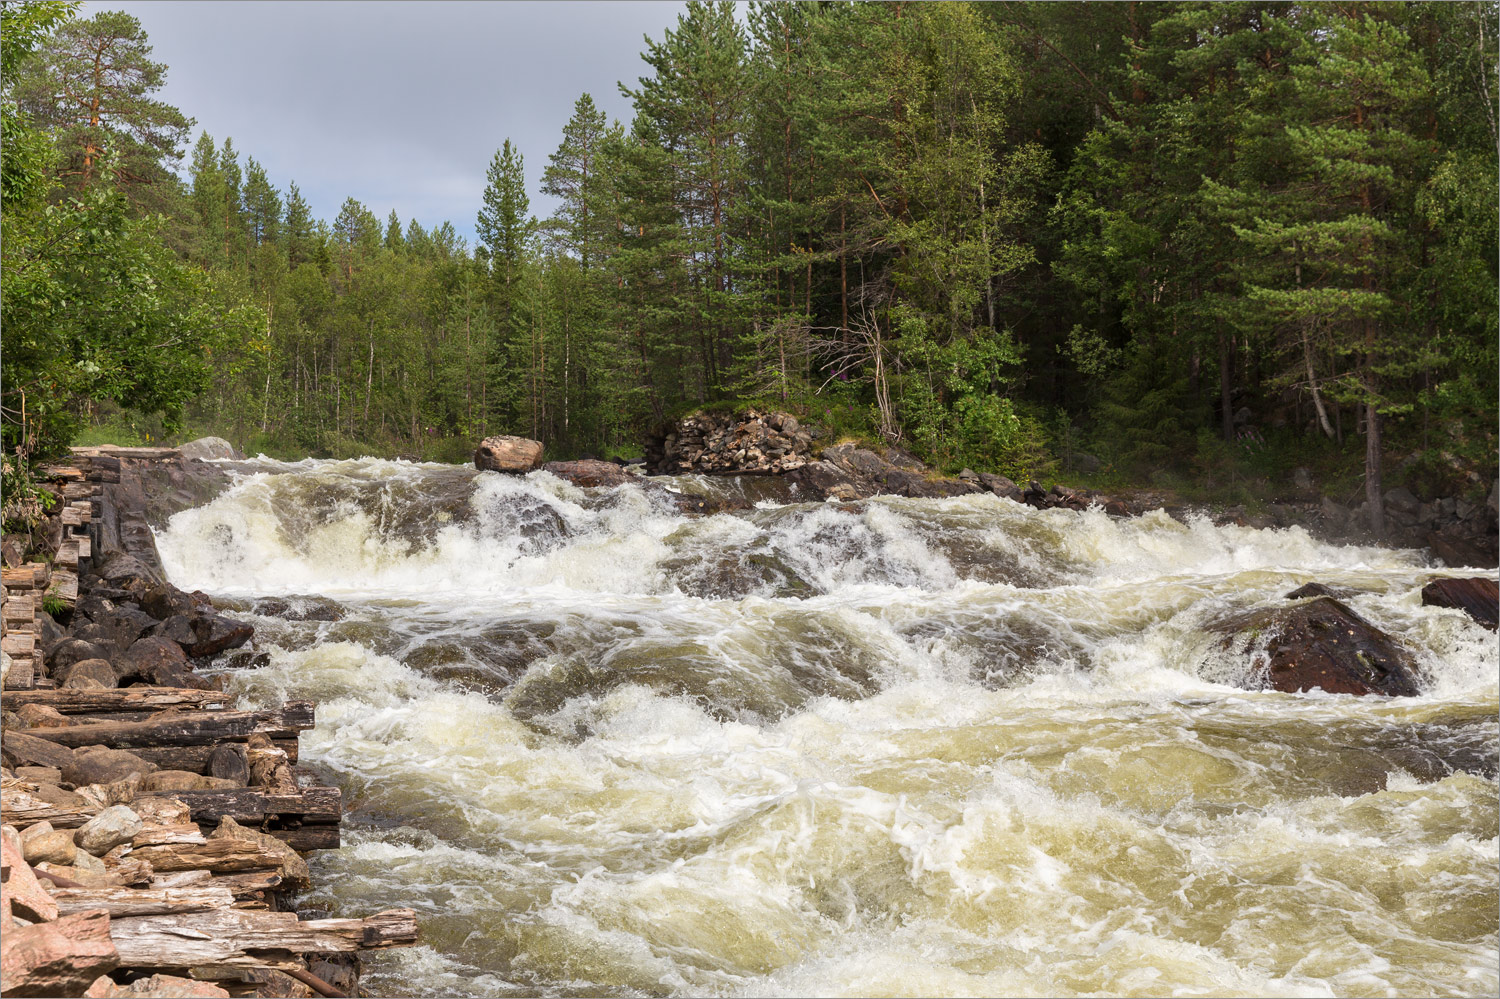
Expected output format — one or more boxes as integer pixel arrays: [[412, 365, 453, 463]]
[[103, 1, 692, 247]]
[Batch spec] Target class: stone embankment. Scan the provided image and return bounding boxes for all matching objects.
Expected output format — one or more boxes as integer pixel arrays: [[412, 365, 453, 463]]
[[2, 444, 418, 998]]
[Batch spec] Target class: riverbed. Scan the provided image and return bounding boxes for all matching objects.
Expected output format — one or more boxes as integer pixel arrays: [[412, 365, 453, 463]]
[[155, 458, 1498, 998]]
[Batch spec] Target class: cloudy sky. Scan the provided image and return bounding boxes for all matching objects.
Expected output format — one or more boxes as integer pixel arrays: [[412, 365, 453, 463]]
[[105, 1, 692, 246]]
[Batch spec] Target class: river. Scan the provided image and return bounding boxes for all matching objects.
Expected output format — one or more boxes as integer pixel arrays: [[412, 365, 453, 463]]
[[153, 457, 1498, 998]]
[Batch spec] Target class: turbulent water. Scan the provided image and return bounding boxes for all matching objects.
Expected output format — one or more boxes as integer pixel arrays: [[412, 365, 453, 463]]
[[155, 457, 1498, 998]]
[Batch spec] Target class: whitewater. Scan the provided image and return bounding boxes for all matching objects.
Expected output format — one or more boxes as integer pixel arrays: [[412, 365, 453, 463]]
[[154, 457, 1498, 998]]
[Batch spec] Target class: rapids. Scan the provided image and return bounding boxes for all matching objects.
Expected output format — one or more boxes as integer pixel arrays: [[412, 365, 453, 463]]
[[155, 457, 1499, 998]]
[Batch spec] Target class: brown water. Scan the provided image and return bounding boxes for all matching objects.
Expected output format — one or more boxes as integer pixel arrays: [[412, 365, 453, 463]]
[[157, 458, 1499, 998]]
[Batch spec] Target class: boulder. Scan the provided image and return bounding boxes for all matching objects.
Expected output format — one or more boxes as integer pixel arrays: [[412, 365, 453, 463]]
[[15, 704, 71, 729], [474, 435, 544, 473], [207, 745, 249, 786], [249, 595, 344, 622], [73, 806, 142, 857], [128, 797, 191, 828], [22, 827, 77, 866], [46, 639, 112, 679], [1213, 597, 1422, 696], [94, 553, 161, 589], [140, 584, 206, 622], [177, 436, 241, 461], [113, 636, 189, 686], [151, 612, 253, 660], [1421, 577, 1498, 630], [0, 732, 78, 773], [978, 473, 1022, 502], [72, 606, 157, 655], [60, 659, 117, 690], [62, 747, 157, 788], [2, 826, 59, 923], [87, 973, 232, 997], [1284, 582, 1355, 600], [0, 909, 119, 996], [14, 766, 62, 785], [541, 459, 634, 489]]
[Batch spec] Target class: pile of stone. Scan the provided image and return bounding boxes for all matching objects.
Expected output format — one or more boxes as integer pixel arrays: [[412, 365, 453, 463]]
[[2, 446, 419, 998], [645, 410, 814, 476]]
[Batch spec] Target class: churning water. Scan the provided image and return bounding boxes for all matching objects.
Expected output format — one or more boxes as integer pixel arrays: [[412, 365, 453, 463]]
[[156, 458, 1498, 998]]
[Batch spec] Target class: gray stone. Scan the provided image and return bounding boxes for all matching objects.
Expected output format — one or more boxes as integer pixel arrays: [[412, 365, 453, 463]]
[[178, 435, 242, 461], [73, 804, 143, 856], [1383, 486, 1420, 515], [1292, 467, 1314, 493]]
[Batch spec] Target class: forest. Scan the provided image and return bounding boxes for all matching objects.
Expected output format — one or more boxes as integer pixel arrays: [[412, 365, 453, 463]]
[[3, 1, 1497, 536]]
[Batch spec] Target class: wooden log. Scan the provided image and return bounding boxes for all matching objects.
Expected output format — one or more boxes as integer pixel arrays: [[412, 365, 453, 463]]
[[2, 687, 231, 714], [273, 825, 340, 852], [3, 654, 36, 690], [1, 632, 36, 657], [246, 733, 297, 795], [1, 567, 36, 589], [131, 824, 206, 849], [69, 445, 180, 460], [40, 464, 86, 482], [128, 839, 293, 874], [108, 908, 419, 970], [84, 455, 122, 483], [18, 703, 315, 750], [2, 592, 35, 624], [76, 535, 92, 560], [126, 739, 300, 775], [1, 787, 97, 829], [210, 871, 283, 900], [56, 539, 80, 569], [133, 786, 341, 826], [49, 884, 235, 918], [61, 480, 97, 501]]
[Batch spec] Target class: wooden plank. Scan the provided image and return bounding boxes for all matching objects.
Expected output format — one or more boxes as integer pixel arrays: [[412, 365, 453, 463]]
[[75, 535, 91, 560], [2, 632, 36, 656], [2, 687, 231, 714], [48, 571, 77, 604], [134, 786, 342, 826], [69, 445, 180, 460], [1, 566, 37, 589], [128, 739, 300, 775], [55, 538, 79, 569], [61, 480, 97, 501], [129, 839, 293, 874], [60, 504, 86, 526], [3, 655, 36, 690], [40, 464, 86, 482], [108, 908, 420, 969], [49, 883, 235, 917], [16, 702, 314, 750], [3, 592, 35, 623]]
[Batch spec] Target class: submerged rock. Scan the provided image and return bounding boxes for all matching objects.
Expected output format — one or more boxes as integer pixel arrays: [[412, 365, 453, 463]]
[[542, 459, 635, 489], [1421, 576, 1498, 630], [1213, 596, 1422, 696]]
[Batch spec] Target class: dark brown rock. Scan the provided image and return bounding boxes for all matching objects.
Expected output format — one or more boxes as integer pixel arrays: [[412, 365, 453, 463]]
[[60, 659, 118, 690], [474, 435, 544, 473], [1214, 597, 1422, 696], [113, 636, 188, 685], [150, 613, 252, 659], [1, 731, 79, 772], [140, 584, 206, 622], [46, 639, 112, 678], [1421, 576, 1498, 630], [1284, 582, 1355, 601], [977, 473, 1022, 501], [542, 459, 635, 489]]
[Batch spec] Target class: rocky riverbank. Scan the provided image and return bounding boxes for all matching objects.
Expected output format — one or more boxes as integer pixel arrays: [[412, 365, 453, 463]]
[[2, 444, 419, 998]]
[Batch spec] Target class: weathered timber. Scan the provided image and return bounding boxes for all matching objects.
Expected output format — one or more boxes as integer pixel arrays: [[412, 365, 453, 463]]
[[49, 883, 235, 918], [17, 703, 314, 750], [245, 733, 296, 795], [2, 687, 231, 714], [270, 825, 340, 851], [2, 592, 35, 624], [128, 839, 292, 874], [133, 786, 341, 826], [1, 786, 97, 828], [1, 566, 43, 589], [108, 908, 419, 970], [69, 446, 181, 461], [125, 739, 299, 775]]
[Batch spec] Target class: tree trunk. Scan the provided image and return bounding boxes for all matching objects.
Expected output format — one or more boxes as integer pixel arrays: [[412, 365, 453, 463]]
[[1218, 328, 1234, 443]]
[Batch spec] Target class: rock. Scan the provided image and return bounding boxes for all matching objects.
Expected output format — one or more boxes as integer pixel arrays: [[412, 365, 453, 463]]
[[541, 459, 634, 489], [36, 611, 65, 652], [1213, 597, 1422, 696], [63, 747, 157, 788], [1426, 530, 1495, 570], [0, 909, 119, 995], [1067, 452, 1102, 475], [72, 806, 143, 858], [1383, 486, 1420, 518], [1421, 577, 1498, 630], [1284, 582, 1355, 600], [1022, 480, 1048, 509], [474, 435, 544, 473], [128, 797, 191, 828], [113, 636, 190, 686], [46, 639, 112, 679], [24, 783, 92, 815], [73, 606, 157, 656], [60, 658, 118, 690], [19, 821, 54, 849], [23, 828, 77, 866], [0, 732, 78, 773], [72, 773, 144, 812], [209, 816, 310, 890], [15, 704, 72, 729], [957, 468, 979, 482], [249, 595, 344, 622], [2, 825, 59, 923], [14, 767, 62, 785], [139, 771, 239, 793], [151, 612, 253, 659], [94, 553, 161, 589], [977, 473, 1022, 501], [220, 650, 271, 670], [1292, 467, 1315, 493], [177, 436, 241, 461], [140, 584, 205, 622], [207, 745, 249, 786], [88, 972, 232, 997]]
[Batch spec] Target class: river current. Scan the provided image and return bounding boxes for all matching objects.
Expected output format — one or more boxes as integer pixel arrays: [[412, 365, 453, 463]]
[[154, 457, 1498, 998]]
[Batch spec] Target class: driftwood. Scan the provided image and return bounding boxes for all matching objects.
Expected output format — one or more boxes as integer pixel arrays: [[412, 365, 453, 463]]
[[2, 688, 231, 714], [1, 786, 97, 828], [128, 839, 290, 875], [108, 907, 420, 970], [17, 703, 314, 750], [126, 739, 299, 775], [133, 786, 340, 829], [246, 733, 297, 795], [49, 883, 235, 917]]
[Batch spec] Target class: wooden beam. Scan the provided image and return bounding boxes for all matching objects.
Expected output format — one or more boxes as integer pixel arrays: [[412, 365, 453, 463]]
[[49, 883, 235, 918], [16, 703, 314, 750], [134, 786, 341, 826], [2, 687, 231, 714], [107, 908, 420, 969]]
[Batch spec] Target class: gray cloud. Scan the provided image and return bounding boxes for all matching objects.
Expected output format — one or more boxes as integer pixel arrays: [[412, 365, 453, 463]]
[[102, 0, 690, 246]]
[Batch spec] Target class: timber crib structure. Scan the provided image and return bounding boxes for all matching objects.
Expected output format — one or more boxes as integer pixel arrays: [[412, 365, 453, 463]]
[[1, 445, 419, 998]]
